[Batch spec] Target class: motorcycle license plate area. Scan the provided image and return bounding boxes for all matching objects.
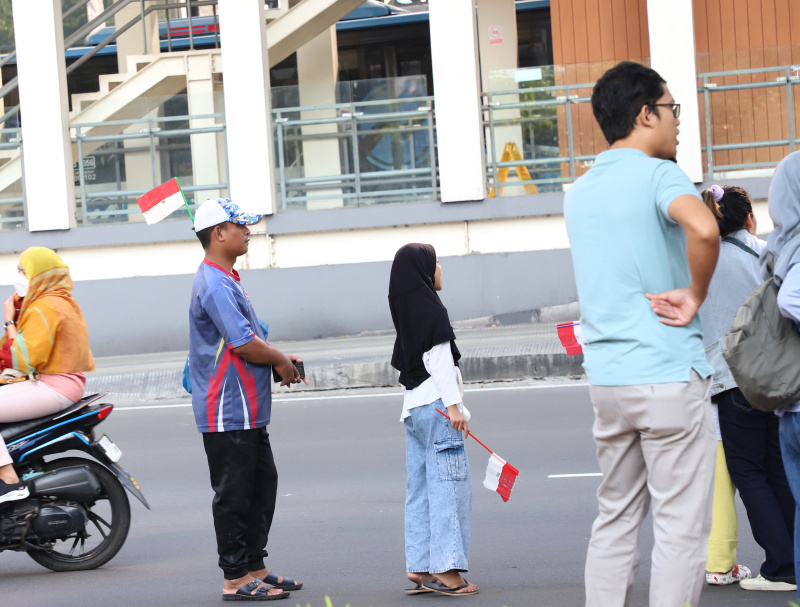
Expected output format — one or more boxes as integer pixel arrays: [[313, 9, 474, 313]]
[[98, 435, 122, 462]]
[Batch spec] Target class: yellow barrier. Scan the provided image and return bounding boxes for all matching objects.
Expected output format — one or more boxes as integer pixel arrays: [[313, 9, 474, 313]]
[[488, 142, 539, 198]]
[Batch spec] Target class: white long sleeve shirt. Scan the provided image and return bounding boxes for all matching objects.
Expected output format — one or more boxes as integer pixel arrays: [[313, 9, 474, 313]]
[[400, 341, 463, 421]]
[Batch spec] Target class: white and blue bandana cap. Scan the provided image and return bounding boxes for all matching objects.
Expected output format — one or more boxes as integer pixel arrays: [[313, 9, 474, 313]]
[[193, 197, 264, 231]]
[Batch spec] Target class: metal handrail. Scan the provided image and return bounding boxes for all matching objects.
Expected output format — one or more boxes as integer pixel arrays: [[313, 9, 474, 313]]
[[698, 64, 800, 177], [481, 63, 800, 193]]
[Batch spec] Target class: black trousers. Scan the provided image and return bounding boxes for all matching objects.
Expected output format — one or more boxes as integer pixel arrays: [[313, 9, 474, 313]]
[[716, 388, 796, 582], [202, 427, 278, 579]]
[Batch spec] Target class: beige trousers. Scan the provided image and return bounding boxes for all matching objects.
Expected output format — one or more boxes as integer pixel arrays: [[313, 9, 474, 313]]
[[585, 371, 716, 607]]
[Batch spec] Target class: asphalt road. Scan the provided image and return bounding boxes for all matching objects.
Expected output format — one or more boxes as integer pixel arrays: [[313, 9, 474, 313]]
[[1, 381, 795, 607]]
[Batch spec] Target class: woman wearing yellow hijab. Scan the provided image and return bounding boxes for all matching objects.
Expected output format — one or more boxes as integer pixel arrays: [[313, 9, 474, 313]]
[[0, 247, 94, 503]]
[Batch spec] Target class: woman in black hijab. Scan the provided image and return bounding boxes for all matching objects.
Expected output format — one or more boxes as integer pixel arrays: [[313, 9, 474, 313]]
[[389, 243, 478, 597]]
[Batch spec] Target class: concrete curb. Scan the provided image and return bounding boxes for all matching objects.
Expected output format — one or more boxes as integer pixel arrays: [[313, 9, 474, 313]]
[[85, 351, 586, 405]]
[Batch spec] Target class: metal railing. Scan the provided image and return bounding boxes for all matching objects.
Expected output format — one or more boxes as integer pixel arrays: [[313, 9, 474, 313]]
[[68, 94, 436, 224], [482, 82, 597, 194], [72, 111, 228, 224], [273, 96, 437, 211], [0, 116, 24, 231], [483, 63, 800, 194], [699, 64, 800, 177]]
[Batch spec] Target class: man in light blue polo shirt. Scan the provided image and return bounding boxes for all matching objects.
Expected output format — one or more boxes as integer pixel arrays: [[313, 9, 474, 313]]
[[565, 62, 720, 607]]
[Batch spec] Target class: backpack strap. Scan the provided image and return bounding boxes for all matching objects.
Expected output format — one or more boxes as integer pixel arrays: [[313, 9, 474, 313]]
[[722, 236, 760, 259]]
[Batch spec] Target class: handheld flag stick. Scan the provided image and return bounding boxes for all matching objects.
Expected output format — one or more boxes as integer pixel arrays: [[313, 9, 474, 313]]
[[174, 177, 194, 222], [436, 408, 495, 455], [436, 408, 520, 502]]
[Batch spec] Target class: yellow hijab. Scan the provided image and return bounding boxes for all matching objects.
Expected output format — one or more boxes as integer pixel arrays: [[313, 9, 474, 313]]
[[3, 247, 94, 375]]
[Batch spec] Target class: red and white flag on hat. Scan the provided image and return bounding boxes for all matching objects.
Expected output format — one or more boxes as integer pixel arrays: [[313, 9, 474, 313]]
[[436, 408, 520, 502], [557, 321, 585, 355], [136, 178, 190, 224]]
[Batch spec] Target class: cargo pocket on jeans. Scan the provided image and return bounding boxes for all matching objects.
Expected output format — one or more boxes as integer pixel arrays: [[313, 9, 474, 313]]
[[434, 437, 468, 481]]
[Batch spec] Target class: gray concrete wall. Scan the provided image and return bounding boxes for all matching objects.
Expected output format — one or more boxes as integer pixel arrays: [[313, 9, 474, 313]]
[[73, 248, 578, 356]]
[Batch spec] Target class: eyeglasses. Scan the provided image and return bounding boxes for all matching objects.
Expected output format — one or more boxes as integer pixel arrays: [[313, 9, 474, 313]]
[[650, 103, 680, 118]]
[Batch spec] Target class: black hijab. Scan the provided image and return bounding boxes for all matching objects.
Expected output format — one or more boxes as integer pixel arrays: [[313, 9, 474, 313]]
[[388, 243, 460, 390]]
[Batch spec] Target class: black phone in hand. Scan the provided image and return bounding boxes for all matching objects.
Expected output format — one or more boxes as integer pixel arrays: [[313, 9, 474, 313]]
[[273, 361, 305, 383]]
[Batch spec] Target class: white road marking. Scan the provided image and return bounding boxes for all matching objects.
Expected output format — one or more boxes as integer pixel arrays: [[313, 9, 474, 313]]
[[547, 473, 603, 479], [113, 381, 590, 411]]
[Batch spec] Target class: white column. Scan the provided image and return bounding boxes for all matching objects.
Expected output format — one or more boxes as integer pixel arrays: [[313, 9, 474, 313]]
[[297, 26, 341, 210], [218, 0, 276, 214], [187, 54, 222, 202], [648, 0, 703, 182], [476, 0, 524, 195], [429, 0, 486, 202], [12, 0, 74, 231]]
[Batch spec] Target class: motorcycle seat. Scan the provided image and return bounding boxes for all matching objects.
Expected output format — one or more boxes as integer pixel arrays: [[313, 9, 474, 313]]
[[0, 393, 108, 441]]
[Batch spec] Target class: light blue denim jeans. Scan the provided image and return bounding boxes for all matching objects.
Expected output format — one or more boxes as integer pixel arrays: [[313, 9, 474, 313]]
[[404, 399, 472, 574], [779, 411, 800, 599]]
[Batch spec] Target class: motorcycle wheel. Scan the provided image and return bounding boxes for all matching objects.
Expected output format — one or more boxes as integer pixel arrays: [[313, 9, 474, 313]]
[[26, 457, 131, 572]]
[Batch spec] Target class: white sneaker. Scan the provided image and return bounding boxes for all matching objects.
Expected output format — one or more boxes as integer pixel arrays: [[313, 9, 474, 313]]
[[706, 564, 751, 585], [739, 574, 797, 591], [0, 480, 29, 504]]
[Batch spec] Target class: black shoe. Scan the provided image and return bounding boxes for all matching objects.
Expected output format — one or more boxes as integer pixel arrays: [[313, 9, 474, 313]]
[[0, 479, 29, 504]]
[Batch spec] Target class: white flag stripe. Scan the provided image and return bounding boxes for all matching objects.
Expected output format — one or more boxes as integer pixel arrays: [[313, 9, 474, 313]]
[[142, 190, 185, 224], [483, 453, 506, 491]]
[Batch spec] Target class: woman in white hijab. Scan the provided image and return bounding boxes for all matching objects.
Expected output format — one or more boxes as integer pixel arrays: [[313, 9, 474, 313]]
[[763, 150, 800, 601]]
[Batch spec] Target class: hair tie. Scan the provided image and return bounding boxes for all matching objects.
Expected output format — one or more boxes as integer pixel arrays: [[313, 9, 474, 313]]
[[710, 184, 724, 202]]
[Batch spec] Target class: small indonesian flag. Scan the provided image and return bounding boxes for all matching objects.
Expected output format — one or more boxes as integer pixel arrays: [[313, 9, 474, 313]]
[[556, 321, 585, 355], [136, 178, 186, 224], [435, 408, 520, 503], [483, 453, 519, 502]]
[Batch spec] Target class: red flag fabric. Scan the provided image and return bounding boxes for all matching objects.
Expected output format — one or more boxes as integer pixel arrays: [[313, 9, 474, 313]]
[[435, 408, 520, 503], [483, 454, 520, 502], [136, 178, 185, 224], [557, 321, 584, 355]]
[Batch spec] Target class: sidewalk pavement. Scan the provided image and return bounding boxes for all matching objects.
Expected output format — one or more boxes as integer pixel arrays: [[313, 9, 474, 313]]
[[85, 322, 585, 405]]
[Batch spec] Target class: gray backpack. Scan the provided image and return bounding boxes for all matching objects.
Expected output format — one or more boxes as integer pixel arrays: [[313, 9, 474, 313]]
[[723, 264, 800, 412]]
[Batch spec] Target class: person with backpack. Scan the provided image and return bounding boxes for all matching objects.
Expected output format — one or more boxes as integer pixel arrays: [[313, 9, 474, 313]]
[[762, 150, 800, 602], [698, 184, 796, 591]]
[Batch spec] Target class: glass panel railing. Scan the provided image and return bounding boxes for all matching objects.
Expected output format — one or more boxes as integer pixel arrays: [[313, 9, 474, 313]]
[[272, 75, 435, 211], [483, 63, 613, 197]]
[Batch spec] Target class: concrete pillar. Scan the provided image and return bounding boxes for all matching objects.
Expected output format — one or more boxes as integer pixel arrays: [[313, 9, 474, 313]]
[[114, 1, 160, 74], [12, 0, 74, 230], [648, 0, 703, 182], [186, 54, 222, 202], [476, 0, 524, 196], [429, 0, 486, 202], [218, 0, 276, 214], [297, 26, 342, 210]]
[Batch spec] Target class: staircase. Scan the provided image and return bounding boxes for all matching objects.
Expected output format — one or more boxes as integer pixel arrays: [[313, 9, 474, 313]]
[[0, 0, 365, 194]]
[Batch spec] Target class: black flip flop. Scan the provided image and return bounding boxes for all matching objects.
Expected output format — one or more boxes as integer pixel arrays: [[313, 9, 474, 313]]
[[405, 584, 435, 595], [261, 572, 303, 591], [222, 580, 290, 601], [405, 577, 444, 595], [422, 580, 479, 597]]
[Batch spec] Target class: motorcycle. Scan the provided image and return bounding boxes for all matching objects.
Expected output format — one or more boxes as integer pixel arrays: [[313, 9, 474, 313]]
[[0, 391, 149, 571]]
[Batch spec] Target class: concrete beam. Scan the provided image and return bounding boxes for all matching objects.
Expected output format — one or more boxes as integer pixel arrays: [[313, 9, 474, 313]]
[[266, 0, 364, 67]]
